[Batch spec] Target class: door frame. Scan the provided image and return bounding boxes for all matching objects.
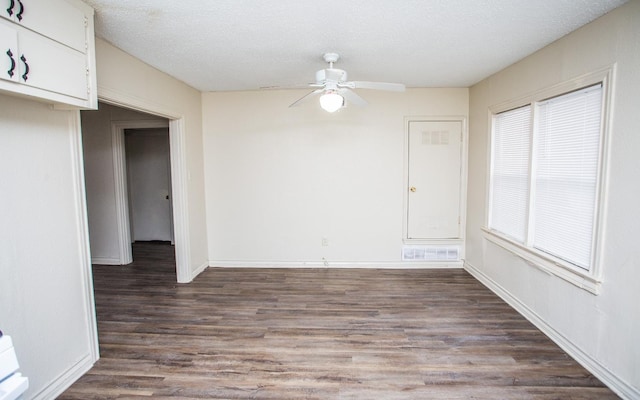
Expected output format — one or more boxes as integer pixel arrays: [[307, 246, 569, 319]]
[[402, 116, 469, 246], [112, 120, 171, 265], [100, 95, 191, 283]]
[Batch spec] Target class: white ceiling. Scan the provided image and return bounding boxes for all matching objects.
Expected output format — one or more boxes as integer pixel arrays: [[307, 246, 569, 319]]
[[83, 0, 627, 92]]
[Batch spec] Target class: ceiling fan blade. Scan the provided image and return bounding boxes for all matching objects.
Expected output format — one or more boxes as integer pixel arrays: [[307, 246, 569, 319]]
[[347, 81, 406, 92], [339, 88, 368, 107], [261, 83, 321, 90], [289, 89, 323, 107]]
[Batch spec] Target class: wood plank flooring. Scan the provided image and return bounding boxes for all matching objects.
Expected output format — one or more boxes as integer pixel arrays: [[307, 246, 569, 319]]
[[60, 242, 618, 399]]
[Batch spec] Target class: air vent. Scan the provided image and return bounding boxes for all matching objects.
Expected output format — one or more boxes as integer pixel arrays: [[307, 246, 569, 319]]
[[422, 130, 450, 145], [402, 245, 460, 261]]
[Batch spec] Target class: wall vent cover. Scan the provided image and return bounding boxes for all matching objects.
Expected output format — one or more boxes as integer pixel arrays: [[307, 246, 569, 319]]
[[402, 245, 460, 261]]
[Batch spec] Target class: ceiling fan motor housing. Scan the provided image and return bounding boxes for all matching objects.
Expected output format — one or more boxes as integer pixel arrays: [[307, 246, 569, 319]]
[[316, 68, 348, 84]]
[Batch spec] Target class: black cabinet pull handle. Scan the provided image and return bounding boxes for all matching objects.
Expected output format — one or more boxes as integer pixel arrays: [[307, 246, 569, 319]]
[[6, 49, 15, 77], [20, 54, 28, 81], [16, 0, 23, 21], [6, 0, 14, 17]]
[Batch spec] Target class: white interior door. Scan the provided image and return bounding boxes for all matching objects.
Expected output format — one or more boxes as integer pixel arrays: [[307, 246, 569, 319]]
[[407, 120, 462, 239], [126, 128, 173, 242]]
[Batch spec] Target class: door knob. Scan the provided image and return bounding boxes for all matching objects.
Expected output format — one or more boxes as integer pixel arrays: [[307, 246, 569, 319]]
[[410, 186, 417, 192]]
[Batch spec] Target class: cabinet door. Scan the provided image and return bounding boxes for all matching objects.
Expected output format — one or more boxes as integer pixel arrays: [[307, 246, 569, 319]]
[[0, 21, 18, 82], [18, 27, 87, 100], [1, 0, 15, 21], [11, 0, 87, 53]]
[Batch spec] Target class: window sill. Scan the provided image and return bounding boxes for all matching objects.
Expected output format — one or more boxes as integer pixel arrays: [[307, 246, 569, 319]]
[[481, 228, 601, 295]]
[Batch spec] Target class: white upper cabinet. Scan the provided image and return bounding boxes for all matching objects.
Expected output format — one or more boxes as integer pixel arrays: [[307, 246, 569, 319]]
[[0, 0, 97, 109], [18, 26, 88, 100]]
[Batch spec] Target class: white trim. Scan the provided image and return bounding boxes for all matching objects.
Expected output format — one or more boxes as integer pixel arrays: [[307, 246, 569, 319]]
[[209, 260, 464, 269], [112, 120, 174, 263], [488, 65, 615, 116], [35, 111, 100, 400], [169, 118, 193, 283], [98, 89, 191, 283], [90, 257, 122, 265], [110, 122, 133, 265], [83, 1, 98, 110], [482, 228, 601, 294], [189, 260, 209, 281], [68, 110, 99, 360], [98, 87, 178, 120], [32, 353, 95, 400], [590, 66, 616, 284], [464, 260, 639, 400]]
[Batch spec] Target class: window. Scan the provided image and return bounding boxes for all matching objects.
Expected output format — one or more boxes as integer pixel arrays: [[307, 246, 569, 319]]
[[489, 106, 531, 242], [486, 70, 611, 294], [533, 85, 602, 269]]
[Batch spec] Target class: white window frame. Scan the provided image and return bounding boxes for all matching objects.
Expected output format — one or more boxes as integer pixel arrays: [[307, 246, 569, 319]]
[[483, 66, 615, 294]]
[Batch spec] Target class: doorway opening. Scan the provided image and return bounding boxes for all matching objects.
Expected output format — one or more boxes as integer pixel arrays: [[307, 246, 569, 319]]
[[81, 102, 190, 282], [126, 127, 174, 244]]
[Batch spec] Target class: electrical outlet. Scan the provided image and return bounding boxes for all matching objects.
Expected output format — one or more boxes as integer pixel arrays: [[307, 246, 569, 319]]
[[322, 237, 329, 246]]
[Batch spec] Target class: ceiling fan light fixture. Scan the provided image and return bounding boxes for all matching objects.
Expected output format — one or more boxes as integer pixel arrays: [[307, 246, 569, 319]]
[[319, 91, 344, 113], [281, 52, 404, 110]]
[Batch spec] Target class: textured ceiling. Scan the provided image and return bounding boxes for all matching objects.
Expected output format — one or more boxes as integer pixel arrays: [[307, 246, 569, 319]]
[[83, 0, 627, 92]]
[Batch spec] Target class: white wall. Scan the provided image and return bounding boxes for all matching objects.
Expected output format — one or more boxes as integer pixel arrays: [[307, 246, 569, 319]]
[[81, 103, 166, 263], [0, 94, 97, 399], [203, 88, 468, 265], [94, 38, 209, 279], [465, 1, 640, 398]]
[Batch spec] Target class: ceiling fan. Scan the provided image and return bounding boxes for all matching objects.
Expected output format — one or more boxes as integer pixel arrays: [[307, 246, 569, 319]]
[[269, 53, 406, 112]]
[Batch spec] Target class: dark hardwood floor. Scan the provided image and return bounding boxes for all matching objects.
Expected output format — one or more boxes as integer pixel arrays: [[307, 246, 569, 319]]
[[60, 242, 618, 399]]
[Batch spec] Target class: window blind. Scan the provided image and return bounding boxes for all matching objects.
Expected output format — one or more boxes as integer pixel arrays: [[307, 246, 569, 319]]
[[533, 84, 603, 269], [489, 106, 531, 242]]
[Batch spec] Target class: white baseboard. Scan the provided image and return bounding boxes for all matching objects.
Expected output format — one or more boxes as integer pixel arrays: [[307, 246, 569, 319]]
[[188, 261, 209, 282], [91, 257, 122, 265], [32, 353, 95, 400], [208, 260, 463, 269], [464, 261, 639, 400]]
